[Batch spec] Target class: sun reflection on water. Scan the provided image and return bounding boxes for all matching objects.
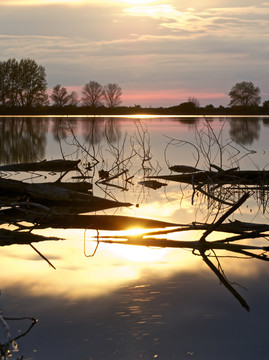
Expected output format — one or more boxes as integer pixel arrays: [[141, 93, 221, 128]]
[[109, 243, 168, 262], [0, 218, 267, 305]]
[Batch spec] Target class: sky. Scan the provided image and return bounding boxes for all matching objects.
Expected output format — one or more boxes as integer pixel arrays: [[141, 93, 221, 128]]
[[0, 0, 269, 107]]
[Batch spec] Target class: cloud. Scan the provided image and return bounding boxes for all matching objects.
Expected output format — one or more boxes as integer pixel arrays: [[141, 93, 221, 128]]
[[0, 30, 267, 106], [124, 4, 269, 37], [0, 1, 269, 106]]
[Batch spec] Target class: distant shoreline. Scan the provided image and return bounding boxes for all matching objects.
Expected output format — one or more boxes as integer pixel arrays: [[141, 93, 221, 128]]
[[1, 105, 269, 116]]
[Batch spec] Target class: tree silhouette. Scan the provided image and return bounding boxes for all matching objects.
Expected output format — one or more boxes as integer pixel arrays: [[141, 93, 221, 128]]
[[0, 58, 48, 109], [68, 91, 79, 106], [229, 81, 261, 107], [50, 84, 70, 107], [81, 81, 104, 108], [103, 83, 122, 108]]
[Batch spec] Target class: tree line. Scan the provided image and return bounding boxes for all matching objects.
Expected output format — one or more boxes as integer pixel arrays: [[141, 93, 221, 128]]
[[0, 58, 122, 111], [50, 82, 122, 109], [0, 58, 269, 115]]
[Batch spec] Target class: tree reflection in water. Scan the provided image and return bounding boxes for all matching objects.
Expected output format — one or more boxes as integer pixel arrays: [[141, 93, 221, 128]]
[[0, 116, 269, 358], [0, 118, 47, 164], [229, 117, 260, 145]]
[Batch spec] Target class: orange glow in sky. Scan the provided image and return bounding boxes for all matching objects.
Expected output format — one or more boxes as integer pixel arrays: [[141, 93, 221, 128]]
[[122, 89, 226, 106]]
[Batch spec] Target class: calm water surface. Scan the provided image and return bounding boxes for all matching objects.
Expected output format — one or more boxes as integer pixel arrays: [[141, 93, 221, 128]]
[[1, 116, 269, 360]]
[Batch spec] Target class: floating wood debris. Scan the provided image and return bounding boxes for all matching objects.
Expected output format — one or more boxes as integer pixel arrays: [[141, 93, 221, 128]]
[[1, 156, 269, 311], [0, 159, 80, 173], [87, 193, 269, 311], [138, 180, 167, 190], [0, 177, 131, 214], [147, 169, 269, 186], [37, 181, 92, 193], [0, 228, 62, 247], [169, 165, 201, 173], [20, 215, 180, 231]]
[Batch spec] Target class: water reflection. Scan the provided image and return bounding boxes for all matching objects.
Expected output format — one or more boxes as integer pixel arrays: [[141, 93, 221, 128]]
[[50, 116, 78, 142], [2, 263, 269, 359], [0, 116, 265, 165], [1, 116, 269, 358], [229, 117, 260, 145], [0, 117, 47, 164]]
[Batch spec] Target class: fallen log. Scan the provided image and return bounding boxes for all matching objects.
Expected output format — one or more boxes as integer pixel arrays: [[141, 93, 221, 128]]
[[36, 181, 92, 194], [147, 170, 269, 186], [169, 165, 201, 173], [0, 178, 132, 213], [0, 159, 80, 173], [138, 180, 167, 190], [25, 215, 181, 230], [96, 236, 269, 253], [0, 228, 62, 247]]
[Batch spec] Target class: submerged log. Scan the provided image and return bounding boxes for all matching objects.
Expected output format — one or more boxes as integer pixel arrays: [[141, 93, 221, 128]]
[[97, 236, 269, 253], [0, 159, 80, 173], [0, 228, 62, 246], [25, 215, 181, 230], [0, 178, 132, 213], [138, 180, 167, 190], [37, 181, 92, 193], [169, 165, 201, 173], [147, 170, 269, 186]]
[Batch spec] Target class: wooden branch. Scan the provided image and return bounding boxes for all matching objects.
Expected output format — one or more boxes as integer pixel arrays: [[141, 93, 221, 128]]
[[29, 243, 56, 269], [200, 250, 250, 311], [199, 193, 250, 243]]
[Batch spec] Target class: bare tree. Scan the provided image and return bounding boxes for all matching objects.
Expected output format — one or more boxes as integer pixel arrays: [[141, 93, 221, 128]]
[[81, 81, 104, 107], [50, 84, 71, 107], [103, 83, 122, 108], [68, 91, 79, 106]]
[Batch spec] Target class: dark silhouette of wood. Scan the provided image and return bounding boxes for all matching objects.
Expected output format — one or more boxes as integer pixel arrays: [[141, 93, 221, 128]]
[[0, 159, 80, 172]]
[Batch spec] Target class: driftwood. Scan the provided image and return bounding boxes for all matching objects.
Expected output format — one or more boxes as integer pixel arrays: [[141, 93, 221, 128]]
[[36, 181, 92, 193], [21, 215, 181, 231], [138, 180, 167, 190], [3, 203, 269, 235], [169, 165, 201, 173], [96, 236, 269, 254], [0, 228, 62, 246], [0, 159, 80, 173], [147, 170, 269, 186], [89, 193, 269, 311], [0, 156, 268, 311], [0, 178, 131, 213]]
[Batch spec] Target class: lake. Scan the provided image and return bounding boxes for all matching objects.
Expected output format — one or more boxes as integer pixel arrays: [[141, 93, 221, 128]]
[[0, 115, 269, 360]]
